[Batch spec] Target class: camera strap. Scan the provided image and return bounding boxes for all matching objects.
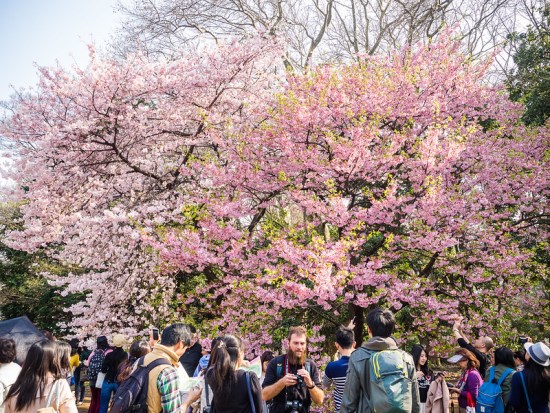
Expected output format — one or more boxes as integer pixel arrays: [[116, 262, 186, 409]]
[[284, 355, 305, 375]]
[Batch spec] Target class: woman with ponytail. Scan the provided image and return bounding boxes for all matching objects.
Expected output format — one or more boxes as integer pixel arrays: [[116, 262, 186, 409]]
[[204, 334, 262, 413]]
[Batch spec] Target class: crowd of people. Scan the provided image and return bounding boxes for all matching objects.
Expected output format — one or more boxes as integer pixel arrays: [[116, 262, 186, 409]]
[[0, 309, 549, 413]]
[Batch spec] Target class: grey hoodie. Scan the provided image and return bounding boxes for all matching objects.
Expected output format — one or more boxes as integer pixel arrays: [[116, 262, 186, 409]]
[[339, 337, 421, 413]]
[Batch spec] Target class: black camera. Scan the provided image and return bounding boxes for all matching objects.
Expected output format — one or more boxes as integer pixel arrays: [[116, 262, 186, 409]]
[[294, 374, 305, 387], [519, 336, 528, 345], [285, 399, 304, 413]]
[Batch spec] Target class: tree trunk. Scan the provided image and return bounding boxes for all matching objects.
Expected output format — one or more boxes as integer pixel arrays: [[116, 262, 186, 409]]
[[350, 303, 365, 346]]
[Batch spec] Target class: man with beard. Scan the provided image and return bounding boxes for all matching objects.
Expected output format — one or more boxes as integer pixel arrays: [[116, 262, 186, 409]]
[[262, 326, 324, 413]]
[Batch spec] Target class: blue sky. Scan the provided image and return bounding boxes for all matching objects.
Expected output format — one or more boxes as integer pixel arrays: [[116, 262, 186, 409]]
[[0, 0, 121, 101]]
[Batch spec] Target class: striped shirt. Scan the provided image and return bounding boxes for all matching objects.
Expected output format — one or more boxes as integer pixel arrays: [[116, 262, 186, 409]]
[[323, 355, 350, 413]]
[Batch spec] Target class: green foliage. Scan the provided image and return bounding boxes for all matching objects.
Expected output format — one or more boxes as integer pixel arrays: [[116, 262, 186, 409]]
[[507, 5, 550, 126], [0, 203, 84, 337], [509, 240, 550, 341]]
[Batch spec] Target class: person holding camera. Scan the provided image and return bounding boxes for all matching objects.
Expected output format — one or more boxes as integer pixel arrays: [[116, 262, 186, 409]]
[[262, 326, 324, 413], [452, 316, 493, 378], [509, 341, 550, 413], [142, 323, 192, 413]]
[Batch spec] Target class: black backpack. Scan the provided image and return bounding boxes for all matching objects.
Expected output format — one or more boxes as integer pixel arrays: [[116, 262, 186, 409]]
[[88, 349, 107, 384], [110, 356, 171, 413]]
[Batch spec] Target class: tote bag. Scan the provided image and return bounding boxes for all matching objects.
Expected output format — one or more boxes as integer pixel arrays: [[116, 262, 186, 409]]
[[95, 372, 106, 388]]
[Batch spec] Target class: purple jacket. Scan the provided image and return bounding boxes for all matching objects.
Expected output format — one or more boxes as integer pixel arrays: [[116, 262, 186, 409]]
[[457, 368, 483, 408]]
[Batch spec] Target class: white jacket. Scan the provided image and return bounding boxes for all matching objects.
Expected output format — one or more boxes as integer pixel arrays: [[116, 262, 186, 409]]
[[0, 362, 22, 413]]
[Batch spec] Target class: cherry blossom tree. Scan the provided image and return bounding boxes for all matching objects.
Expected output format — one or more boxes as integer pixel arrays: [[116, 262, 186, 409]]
[[153, 33, 549, 348], [0, 38, 283, 339], [1, 33, 547, 350]]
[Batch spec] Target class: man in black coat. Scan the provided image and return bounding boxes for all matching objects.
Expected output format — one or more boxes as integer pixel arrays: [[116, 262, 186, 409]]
[[452, 316, 493, 377], [178, 324, 202, 376]]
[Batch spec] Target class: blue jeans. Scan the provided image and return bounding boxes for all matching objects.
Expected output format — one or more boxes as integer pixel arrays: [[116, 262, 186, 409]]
[[99, 380, 118, 413], [74, 367, 85, 402]]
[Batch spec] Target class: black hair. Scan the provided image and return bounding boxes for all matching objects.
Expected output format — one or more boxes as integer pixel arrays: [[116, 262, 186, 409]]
[[514, 350, 527, 364], [96, 335, 109, 350], [206, 337, 222, 370], [129, 339, 151, 359], [160, 323, 192, 347], [411, 344, 430, 376], [68, 338, 80, 356], [0, 338, 17, 363], [494, 347, 516, 370], [205, 334, 243, 402], [522, 359, 550, 401], [366, 308, 395, 338], [6, 340, 64, 411], [335, 326, 355, 349], [260, 350, 274, 366], [118, 340, 151, 382]]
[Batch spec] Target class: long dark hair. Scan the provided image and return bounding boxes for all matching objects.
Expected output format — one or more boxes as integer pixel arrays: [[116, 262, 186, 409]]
[[205, 335, 243, 401], [411, 344, 430, 376], [523, 359, 550, 401], [205, 337, 222, 371], [117, 340, 151, 382], [514, 350, 526, 365], [6, 340, 65, 411], [494, 347, 516, 370]]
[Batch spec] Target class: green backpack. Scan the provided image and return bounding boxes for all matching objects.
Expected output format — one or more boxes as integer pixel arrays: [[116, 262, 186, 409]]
[[365, 349, 415, 413]]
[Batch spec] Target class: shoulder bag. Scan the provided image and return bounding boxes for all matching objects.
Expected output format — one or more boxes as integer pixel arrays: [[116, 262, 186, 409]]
[[95, 371, 106, 388], [36, 380, 60, 413], [245, 371, 257, 413], [519, 372, 533, 413], [202, 380, 211, 413]]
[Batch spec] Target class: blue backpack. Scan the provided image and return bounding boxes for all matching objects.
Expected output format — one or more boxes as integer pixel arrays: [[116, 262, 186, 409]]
[[476, 367, 514, 413]]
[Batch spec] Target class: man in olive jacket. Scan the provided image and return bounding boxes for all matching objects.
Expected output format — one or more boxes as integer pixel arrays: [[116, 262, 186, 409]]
[[340, 308, 421, 413]]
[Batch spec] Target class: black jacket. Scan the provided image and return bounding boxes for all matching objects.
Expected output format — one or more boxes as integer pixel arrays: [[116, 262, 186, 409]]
[[457, 338, 491, 378], [179, 341, 203, 376], [101, 347, 128, 382], [207, 370, 263, 413]]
